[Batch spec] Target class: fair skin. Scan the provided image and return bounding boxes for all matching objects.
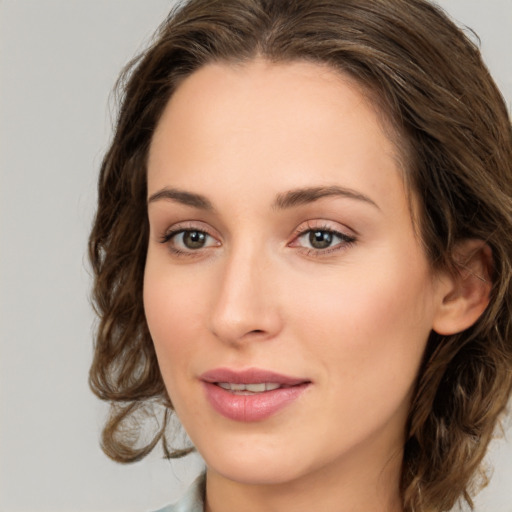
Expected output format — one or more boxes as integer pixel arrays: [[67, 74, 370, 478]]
[[144, 60, 489, 512]]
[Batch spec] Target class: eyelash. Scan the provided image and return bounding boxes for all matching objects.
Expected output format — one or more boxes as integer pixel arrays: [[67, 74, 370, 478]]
[[159, 222, 356, 258], [159, 223, 219, 257], [289, 222, 357, 257]]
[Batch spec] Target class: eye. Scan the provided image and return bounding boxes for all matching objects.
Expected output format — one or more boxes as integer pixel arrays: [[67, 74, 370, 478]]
[[304, 230, 338, 250], [290, 224, 356, 255], [161, 228, 220, 254], [176, 230, 210, 249]]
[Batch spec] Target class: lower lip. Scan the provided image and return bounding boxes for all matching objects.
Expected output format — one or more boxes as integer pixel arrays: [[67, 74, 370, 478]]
[[202, 382, 310, 422]]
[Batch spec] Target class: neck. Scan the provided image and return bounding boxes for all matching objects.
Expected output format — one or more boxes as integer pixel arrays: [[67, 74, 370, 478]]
[[204, 444, 404, 512]]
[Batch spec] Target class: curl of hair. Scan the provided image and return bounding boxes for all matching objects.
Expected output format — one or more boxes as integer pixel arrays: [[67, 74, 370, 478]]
[[89, 0, 512, 509]]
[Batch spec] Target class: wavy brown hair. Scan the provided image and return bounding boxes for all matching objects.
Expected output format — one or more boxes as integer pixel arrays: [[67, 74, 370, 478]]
[[89, 0, 512, 510]]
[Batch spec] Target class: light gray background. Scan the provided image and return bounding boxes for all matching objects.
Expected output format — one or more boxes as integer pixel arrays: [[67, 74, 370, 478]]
[[1, 1, 511, 511]]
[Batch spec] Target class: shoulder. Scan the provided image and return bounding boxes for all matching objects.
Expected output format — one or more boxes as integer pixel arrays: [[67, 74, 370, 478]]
[[150, 473, 206, 512]]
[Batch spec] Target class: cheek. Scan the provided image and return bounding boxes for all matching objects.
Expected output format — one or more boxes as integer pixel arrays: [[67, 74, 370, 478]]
[[143, 270, 212, 426], [143, 259, 208, 381], [286, 252, 435, 389]]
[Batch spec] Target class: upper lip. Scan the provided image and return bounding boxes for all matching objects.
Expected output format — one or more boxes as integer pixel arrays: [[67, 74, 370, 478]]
[[200, 367, 309, 386]]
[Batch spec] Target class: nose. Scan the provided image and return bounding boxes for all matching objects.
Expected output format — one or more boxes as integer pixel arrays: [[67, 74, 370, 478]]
[[208, 243, 283, 346]]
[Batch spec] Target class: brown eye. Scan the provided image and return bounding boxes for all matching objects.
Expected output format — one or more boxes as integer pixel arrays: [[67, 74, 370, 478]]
[[292, 227, 356, 254], [309, 230, 334, 249], [161, 226, 221, 256], [163, 229, 218, 253], [182, 230, 207, 249]]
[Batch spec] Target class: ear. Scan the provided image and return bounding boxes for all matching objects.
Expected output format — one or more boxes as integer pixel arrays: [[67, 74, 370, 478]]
[[432, 240, 493, 336]]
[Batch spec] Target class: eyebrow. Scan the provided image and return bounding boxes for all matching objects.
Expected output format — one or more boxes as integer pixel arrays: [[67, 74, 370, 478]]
[[147, 188, 214, 210], [272, 186, 380, 210], [147, 185, 379, 211]]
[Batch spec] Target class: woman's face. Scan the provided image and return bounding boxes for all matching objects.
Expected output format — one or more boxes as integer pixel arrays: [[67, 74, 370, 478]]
[[144, 60, 447, 486]]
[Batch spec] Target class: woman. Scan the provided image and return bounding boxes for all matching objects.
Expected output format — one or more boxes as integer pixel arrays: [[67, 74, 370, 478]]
[[88, 1, 512, 511]]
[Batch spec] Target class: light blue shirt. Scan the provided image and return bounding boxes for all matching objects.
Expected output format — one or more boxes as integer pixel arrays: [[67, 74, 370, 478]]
[[152, 474, 205, 512]]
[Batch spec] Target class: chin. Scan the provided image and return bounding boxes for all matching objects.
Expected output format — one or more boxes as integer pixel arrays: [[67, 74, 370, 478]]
[[196, 433, 331, 487], [209, 458, 306, 486]]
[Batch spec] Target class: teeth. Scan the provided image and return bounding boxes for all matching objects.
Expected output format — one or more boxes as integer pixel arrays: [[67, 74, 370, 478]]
[[217, 382, 282, 393], [245, 383, 266, 393]]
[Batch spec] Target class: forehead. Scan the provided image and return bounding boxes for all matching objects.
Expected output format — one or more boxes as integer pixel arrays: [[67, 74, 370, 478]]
[[153, 59, 394, 138], [151, 60, 401, 167], [147, 59, 410, 217]]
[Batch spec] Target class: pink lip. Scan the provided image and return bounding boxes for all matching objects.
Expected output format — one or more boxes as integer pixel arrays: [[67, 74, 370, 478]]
[[200, 367, 311, 422]]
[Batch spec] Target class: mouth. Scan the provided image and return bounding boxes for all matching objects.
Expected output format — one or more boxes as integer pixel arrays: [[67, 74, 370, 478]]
[[200, 368, 311, 421], [199, 368, 310, 384], [215, 382, 289, 394]]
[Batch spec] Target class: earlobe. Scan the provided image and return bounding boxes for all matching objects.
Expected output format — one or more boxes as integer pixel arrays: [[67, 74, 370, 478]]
[[432, 240, 493, 336]]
